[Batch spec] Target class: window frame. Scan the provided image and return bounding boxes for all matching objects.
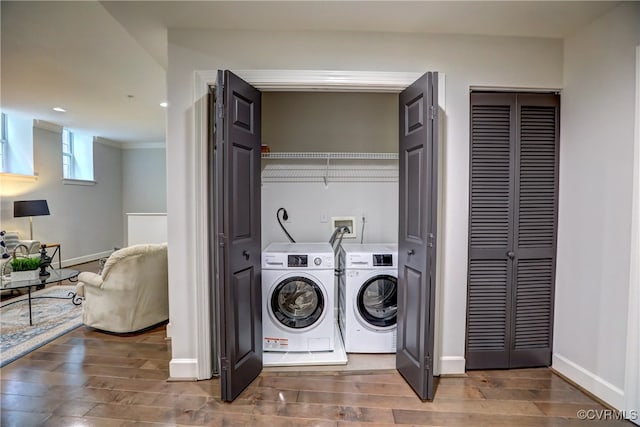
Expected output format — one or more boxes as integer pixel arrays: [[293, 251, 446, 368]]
[[62, 128, 74, 179], [0, 113, 7, 172]]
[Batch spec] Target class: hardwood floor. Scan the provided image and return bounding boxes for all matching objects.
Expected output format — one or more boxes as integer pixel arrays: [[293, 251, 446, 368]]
[[0, 323, 632, 426]]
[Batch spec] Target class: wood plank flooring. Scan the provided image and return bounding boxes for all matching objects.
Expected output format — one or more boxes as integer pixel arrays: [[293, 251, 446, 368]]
[[1, 325, 633, 426]]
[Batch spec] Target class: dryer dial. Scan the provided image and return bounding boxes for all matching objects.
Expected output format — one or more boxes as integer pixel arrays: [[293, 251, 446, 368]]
[[314, 257, 322, 266]]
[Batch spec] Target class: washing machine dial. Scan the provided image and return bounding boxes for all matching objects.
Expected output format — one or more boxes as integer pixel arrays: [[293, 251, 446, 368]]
[[313, 257, 322, 266]]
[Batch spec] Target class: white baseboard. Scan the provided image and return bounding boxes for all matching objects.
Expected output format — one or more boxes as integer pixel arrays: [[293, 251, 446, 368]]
[[169, 358, 199, 379], [61, 250, 112, 269], [165, 322, 173, 339], [553, 353, 625, 409], [439, 356, 466, 375]]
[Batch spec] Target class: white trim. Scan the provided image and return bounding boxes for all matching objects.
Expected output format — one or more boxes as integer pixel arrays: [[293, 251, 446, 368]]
[[63, 178, 96, 186], [191, 69, 444, 380], [168, 358, 199, 379], [62, 250, 112, 269], [439, 356, 466, 375], [234, 69, 423, 92], [94, 137, 123, 149], [0, 172, 38, 182], [553, 353, 625, 410], [33, 119, 62, 133], [126, 212, 167, 216], [122, 142, 166, 150], [469, 86, 562, 93], [194, 70, 214, 380], [625, 45, 640, 425]]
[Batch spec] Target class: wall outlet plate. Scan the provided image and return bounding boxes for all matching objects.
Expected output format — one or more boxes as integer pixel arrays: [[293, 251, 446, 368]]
[[331, 216, 356, 239]]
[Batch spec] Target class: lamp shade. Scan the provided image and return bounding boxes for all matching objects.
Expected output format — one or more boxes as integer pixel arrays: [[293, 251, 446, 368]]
[[14, 200, 50, 217]]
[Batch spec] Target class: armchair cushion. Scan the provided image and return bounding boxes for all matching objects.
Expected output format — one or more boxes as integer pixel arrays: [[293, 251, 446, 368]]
[[78, 243, 168, 333]]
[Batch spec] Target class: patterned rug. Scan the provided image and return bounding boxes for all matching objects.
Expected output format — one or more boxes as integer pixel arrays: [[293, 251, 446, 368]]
[[0, 285, 82, 367]]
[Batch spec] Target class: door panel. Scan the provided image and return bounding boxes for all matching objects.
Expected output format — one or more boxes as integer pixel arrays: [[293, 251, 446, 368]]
[[233, 267, 256, 364], [405, 147, 424, 240], [232, 144, 253, 239], [216, 70, 262, 402], [466, 93, 516, 369], [510, 94, 559, 367], [397, 72, 438, 401]]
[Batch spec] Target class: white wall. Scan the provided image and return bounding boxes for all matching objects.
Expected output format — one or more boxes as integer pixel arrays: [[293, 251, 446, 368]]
[[627, 45, 640, 425], [122, 147, 167, 213], [262, 91, 398, 246], [554, 2, 640, 410], [263, 91, 398, 152], [262, 182, 397, 246], [167, 28, 563, 378], [0, 125, 123, 265]]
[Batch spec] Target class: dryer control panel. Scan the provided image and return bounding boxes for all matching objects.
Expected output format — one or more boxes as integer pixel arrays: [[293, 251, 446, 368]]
[[262, 252, 334, 269]]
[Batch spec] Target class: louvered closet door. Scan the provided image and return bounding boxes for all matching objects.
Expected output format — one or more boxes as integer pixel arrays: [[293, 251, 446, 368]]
[[467, 93, 516, 369], [466, 92, 559, 370], [510, 94, 559, 367]]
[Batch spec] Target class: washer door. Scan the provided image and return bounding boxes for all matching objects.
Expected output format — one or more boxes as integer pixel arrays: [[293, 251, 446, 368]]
[[271, 276, 325, 329], [356, 274, 397, 328]]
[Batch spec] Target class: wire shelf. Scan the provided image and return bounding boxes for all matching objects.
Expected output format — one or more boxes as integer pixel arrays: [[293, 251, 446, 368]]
[[261, 152, 398, 160], [261, 164, 398, 183]]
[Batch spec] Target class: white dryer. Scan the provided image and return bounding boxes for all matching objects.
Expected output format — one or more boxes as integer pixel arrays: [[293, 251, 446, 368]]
[[339, 243, 398, 353], [262, 242, 335, 352]]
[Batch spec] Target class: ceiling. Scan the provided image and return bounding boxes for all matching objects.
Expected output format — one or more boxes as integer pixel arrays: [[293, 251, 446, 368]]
[[1, 1, 619, 145]]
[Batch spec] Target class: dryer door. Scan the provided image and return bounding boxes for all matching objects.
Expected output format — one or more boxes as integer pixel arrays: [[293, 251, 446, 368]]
[[271, 277, 325, 329], [357, 274, 398, 329]]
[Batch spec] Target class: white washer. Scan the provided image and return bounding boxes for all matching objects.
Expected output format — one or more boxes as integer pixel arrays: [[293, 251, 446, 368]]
[[339, 243, 398, 353], [262, 242, 335, 352]]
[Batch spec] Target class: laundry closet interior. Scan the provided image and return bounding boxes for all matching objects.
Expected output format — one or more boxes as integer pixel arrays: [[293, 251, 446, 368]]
[[260, 90, 401, 372]]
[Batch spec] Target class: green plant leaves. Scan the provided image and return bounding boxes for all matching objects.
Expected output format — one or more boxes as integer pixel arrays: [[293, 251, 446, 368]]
[[10, 257, 40, 271]]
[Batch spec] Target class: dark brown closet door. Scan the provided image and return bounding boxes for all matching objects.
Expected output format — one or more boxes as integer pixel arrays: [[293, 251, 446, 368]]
[[397, 72, 439, 400], [466, 92, 559, 370], [215, 70, 263, 401]]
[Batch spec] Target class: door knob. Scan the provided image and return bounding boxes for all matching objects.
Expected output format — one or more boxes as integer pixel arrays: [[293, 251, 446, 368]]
[[242, 250, 250, 260], [407, 249, 415, 256], [507, 251, 515, 259]]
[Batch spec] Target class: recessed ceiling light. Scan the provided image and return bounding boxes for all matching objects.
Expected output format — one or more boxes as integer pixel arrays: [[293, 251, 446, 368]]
[[52, 107, 66, 112], [159, 102, 168, 108]]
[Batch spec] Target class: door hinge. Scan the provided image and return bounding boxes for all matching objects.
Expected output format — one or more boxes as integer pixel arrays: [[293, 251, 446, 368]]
[[425, 354, 432, 371], [427, 233, 435, 248], [220, 357, 229, 371], [217, 104, 224, 119], [218, 233, 227, 248], [429, 105, 437, 121]]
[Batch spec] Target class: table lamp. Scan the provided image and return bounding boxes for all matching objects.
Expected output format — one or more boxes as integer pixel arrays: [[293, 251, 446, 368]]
[[14, 200, 50, 240]]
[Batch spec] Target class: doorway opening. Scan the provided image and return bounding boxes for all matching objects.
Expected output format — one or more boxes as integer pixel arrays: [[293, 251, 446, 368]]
[[203, 69, 442, 402]]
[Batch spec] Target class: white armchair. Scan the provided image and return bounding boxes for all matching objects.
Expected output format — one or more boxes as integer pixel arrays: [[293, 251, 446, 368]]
[[76, 243, 168, 333]]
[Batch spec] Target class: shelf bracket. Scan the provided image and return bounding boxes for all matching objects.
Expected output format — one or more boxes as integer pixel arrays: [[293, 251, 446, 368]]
[[323, 155, 330, 187]]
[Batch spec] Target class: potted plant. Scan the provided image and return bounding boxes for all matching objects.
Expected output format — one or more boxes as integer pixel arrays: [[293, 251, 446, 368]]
[[10, 257, 41, 281]]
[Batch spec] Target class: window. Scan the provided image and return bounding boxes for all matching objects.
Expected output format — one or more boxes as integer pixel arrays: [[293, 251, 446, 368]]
[[62, 128, 94, 181], [0, 113, 7, 172], [0, 112, 33, 175], [62, 128, 74, 179]]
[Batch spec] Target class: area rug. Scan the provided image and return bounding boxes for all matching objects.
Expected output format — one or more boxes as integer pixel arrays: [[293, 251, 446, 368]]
[[0, 285, 82, 367]]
